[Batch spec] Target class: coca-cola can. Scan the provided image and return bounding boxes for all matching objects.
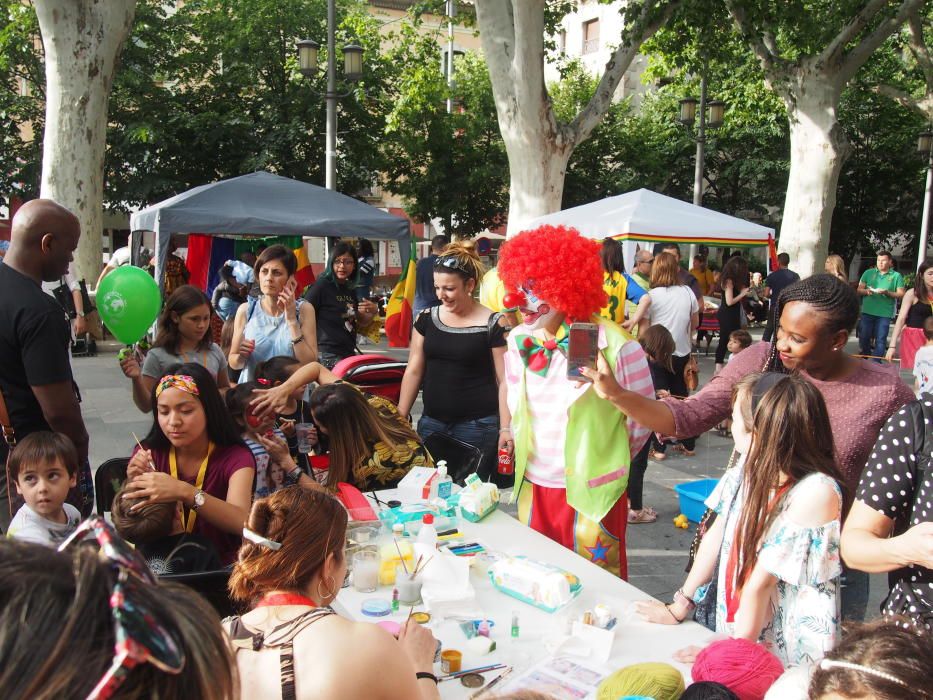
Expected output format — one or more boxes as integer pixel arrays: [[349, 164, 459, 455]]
[[497, 448, 514, 475]]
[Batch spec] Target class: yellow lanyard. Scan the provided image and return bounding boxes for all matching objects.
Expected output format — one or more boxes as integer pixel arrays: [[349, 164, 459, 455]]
[[169, 442, 214, 533]]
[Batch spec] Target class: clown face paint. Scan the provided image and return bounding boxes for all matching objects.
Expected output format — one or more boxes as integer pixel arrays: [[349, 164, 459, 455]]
[[519, 287, 559, 330]]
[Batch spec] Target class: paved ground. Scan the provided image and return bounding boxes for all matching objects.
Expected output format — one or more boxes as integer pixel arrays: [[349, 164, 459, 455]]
[[73, 328, 890, 613]]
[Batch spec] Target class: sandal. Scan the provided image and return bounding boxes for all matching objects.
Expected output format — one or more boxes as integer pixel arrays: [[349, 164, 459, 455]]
[[673, 444, 696, 457], [649, 449, 666, 461], [628, 508, 658, 524]]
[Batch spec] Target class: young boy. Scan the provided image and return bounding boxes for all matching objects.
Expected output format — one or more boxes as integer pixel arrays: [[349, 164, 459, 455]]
[[7, 431, 81, 546], [111, 487, 221, 575], [716, 330, 754, 436], [726, 329, 753, 364], [912, 316, 933, 396]]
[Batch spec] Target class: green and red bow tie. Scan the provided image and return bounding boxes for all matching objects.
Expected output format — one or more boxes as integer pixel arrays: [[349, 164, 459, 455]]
[[516, 332, 570, 376]]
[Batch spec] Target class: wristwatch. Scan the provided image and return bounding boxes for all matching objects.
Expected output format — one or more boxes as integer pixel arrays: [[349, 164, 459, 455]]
[[288, 465, 304, 481], [191, 489, 206, 511]]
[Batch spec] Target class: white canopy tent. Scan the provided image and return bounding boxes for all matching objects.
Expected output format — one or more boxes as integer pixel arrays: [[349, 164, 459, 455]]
[[525, 189, 775, 272]]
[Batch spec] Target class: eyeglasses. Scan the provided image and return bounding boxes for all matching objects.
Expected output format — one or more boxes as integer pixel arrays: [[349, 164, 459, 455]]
[[58, 517, 185, 700], [638, 257, 654, 265], [434, 256, 471, 275], [333, 258, 355, 268]]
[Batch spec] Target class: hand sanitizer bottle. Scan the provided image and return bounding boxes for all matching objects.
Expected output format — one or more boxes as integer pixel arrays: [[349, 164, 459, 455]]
[[435, 460, 452, 500]]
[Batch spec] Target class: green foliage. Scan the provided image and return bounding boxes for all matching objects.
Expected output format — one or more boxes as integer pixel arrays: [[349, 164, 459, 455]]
[[104, 0, 388, 210], [379, 22, 507, 236], [0, 0, 43, 207], [830, 34, 928, 262]]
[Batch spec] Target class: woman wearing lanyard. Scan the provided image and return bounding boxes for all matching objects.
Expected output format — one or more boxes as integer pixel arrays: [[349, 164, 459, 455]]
[[123, 362, 255, 564], [885, 261, 933, 370], [225, 487, 441, 700], [121, 284, 231, 412]]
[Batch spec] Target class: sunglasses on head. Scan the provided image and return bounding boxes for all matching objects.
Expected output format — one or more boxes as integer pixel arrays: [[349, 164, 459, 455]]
[[434, 256, 471, 275], [58, 517, 185, 700]]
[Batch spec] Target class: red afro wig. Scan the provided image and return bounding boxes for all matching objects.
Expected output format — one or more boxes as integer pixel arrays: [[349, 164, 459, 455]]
[[498, 225, 607, 321]]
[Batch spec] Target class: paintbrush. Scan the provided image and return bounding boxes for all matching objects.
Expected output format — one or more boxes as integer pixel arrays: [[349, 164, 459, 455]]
[[412, 555, 433, 579], [439, 663, 507, 681], [132, 432, 156, 471], [394, 538, 410, 575], [470, 667, 512, 698], [409, 554, 424, 580], [405, 606, 415, 625]]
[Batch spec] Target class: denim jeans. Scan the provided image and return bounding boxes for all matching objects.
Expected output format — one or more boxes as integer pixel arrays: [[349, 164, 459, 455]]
[[841, 565, 870, 621], [417, 414, 507, 486], [858, 313, 891, 362]]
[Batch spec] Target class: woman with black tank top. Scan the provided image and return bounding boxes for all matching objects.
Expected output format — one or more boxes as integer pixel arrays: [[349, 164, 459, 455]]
[[397, 243, 509, 484], [715, 256, 750, 372], [886, 261, 933, 369]]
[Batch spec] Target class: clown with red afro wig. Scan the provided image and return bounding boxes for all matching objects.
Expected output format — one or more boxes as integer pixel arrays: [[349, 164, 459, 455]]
[[498, 225, 607, 321], [497, 224, 654, 581]]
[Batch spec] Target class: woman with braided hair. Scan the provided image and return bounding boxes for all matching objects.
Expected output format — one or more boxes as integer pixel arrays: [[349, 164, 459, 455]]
[[583, 274, 914, 618]]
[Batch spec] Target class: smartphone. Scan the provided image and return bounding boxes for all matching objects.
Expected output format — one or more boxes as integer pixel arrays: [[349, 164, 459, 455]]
[[566, 322, 600, 382]]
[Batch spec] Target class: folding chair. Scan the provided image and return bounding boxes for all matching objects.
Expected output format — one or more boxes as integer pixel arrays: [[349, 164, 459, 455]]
[[95, 457, 129, 515]]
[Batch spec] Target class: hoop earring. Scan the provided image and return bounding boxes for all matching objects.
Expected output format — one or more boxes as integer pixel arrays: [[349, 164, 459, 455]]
[[317, 575, 337, 603]]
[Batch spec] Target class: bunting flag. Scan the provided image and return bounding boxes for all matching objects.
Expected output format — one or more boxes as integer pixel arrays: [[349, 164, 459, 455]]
[[186, 234, 314, 298], [767, 233, 780, 274], [385, 240, 417, 347]]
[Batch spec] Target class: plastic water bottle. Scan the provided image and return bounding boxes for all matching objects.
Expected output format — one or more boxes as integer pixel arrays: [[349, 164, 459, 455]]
[[435, 460, 453, 500], [416, 513, 438, 550]]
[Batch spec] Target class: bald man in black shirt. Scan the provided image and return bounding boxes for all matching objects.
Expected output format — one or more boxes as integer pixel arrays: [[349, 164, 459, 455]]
[[0, 199, 91, 528]]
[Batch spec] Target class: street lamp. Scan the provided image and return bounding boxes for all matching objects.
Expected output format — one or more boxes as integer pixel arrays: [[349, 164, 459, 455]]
[[916, 130, 933, 271], [296, 0, 365, 192], [677, 78, 726, 207]]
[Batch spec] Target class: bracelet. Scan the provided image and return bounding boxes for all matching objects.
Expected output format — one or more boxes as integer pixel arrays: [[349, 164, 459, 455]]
[[674, 588, 697, 610], [499, 427, 512, 433], [665, 604, 685, 623], [291, 335, 304, 345], [415, 672, 438, 685]]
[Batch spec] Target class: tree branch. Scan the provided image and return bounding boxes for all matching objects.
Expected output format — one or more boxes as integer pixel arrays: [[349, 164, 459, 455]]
[[820, 0, 889, 67], [838, 0, 925, 82], [873, 83, 933, 118], [724, 0, 787, 79], [907, 10, 933, 90], [570, 0, 680, 146]]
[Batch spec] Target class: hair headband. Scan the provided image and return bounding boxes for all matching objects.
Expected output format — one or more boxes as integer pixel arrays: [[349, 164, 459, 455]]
[[751, 372, 787, 414], [155, 374, 200, 398], [818, 659, 907, 688], [242, 527, 282, 551]]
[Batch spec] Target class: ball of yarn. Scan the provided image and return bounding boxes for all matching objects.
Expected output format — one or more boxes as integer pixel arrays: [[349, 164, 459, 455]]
[[597, 662, 685, 700], [692, 639, 783, 700], [681, 681, 740, 700]]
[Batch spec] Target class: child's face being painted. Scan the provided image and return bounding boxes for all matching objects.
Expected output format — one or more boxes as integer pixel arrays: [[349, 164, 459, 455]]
[[730, 391, 753, 455], [245, 394, 276, 434], [15, 458, 76, 522]]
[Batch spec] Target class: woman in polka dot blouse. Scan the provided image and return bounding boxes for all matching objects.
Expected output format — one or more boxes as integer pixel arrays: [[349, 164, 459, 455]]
[[841, 398, 933, 630]]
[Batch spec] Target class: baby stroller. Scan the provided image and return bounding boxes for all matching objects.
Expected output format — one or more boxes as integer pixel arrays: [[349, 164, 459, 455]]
[[331, 354, 407, 404]]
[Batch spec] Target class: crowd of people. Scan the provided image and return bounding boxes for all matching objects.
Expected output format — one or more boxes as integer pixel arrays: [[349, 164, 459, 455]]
[[1, 197, 932, 699]]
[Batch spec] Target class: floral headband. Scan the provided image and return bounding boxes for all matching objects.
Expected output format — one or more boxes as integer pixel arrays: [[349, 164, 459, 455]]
[[155, 374, 200, 398]]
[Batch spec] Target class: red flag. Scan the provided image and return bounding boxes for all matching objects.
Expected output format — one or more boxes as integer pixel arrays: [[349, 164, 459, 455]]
[[767, 234, 779, 274]]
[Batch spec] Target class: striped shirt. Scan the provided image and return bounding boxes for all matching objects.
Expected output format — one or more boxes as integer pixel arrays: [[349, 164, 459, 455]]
[[505, 324, 654, 488]]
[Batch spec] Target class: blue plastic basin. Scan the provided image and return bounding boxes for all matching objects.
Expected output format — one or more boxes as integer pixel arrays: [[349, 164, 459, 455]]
[[674, 478, 720, 523]]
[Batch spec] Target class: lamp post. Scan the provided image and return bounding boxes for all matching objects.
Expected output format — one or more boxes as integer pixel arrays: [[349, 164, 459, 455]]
[[918, 130, 933, 271], [678, 75, 725, 260], [297, 1, 364, 192], [678, 77, 725, 207]]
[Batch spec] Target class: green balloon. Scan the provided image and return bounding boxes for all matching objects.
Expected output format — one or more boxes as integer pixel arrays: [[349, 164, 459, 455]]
[[97, 266, 162, 345]]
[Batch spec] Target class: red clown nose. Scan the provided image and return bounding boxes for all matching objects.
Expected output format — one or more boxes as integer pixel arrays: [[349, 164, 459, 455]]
[[502, 291, 527, 312]]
